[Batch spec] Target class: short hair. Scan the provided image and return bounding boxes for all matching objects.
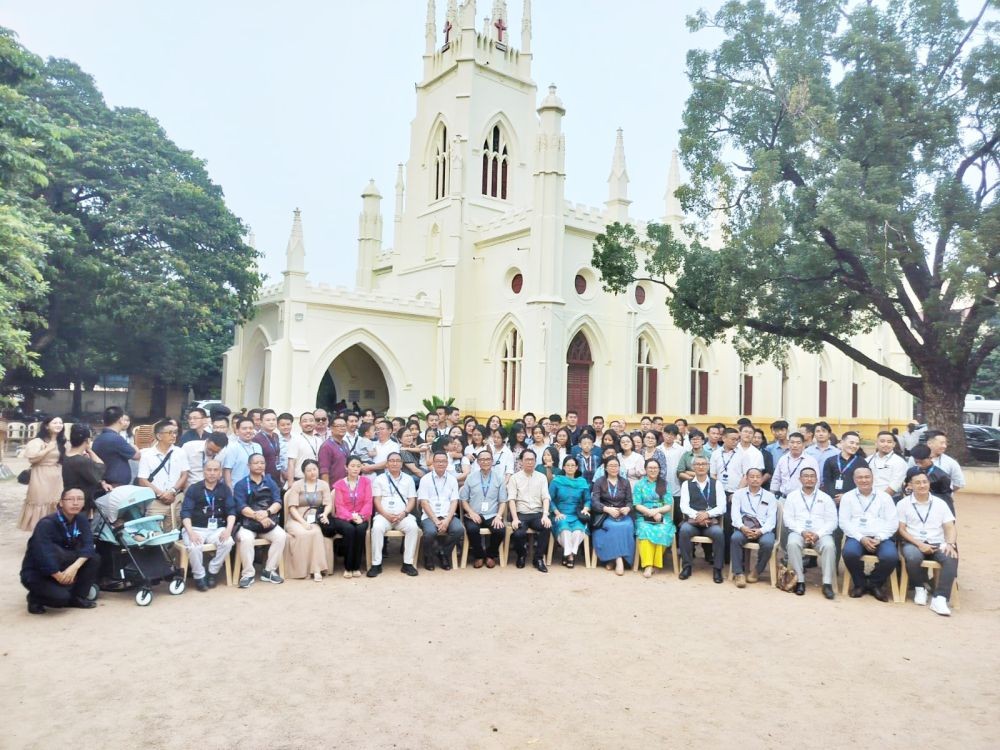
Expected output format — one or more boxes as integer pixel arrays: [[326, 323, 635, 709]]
[[770, 420, 788, 430], [69, 423, 92, 447], [788, 432, 804, 441], [877, 430, 894, 439], [688, 429, 704, 441], [924, 429, 946, 442], [548, 413, 562, 422], [332, 415, 347, 426], [640, 415, 652, 422], [207, 432, 229, 450], [188, 407, 207, 418], [910, 444, 931, 460], [521, 448, 538, 461], [258, 409, 275, 418], [663, 424, 679, 436], [235, 416, 254, 429], [208, 404, 231, 419], [799, 466, 817, 476], [906, 468, 929, 483], [154, 419, 174, 436], [211, 415, 230, 428], [346, 454, 364, 465], [674, 418, 688, 427], [737, 418, 753, 427], [842, 430, 861, 441], [745, 467, 763, 477], [592, 415, 605, 423], [248, 408, 263, 419], [277, 412, 294, 422], [299, 411, 315, 420], [723, 427, 739, 436], [710, 422, 726, 431], [103, 406, 126, 426], [566, 409, 578, 417], [522, 412, 536, 421], [814, 420, 832, 432], [800, 422, 814, 432]]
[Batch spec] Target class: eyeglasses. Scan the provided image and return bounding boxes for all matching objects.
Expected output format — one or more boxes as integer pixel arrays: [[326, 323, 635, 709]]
[[315, 417, 328, 422]]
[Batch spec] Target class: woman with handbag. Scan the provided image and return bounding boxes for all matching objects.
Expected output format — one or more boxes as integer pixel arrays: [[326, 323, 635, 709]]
[[329, 455, 373, 578], [284, 458, 331, 581], [633, 458, 676, 578], [591, 456, 635, 575], [549, 456, 590, 568], [18, 416, 66, 532]]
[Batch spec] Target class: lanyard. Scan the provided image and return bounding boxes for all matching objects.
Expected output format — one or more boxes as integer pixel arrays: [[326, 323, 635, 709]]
[[204, 489, 216, 514], [858, 492, 877, 515], [56, 510, 80, 545], [608, 480, 619, 500], [480, 471, 492, 499], [912, 498, 933, 528], [580, 454, 593, 474], [346, 434, 359, 453], [331, 439, 349, 457], [801, 491, 817, 517], [386, 474, 406, 505], [263, 432, 278, 453], [305, 435, 319, 458], [346, 480, 359, 511], [787, 456, 804, 477], [742, 490, 763, 518], [304, 482, 319, 507], [721, 451, 735, 473], [432, 474, 446, 500], [836, 454, 857, 479], [239, 441, 256, 457]]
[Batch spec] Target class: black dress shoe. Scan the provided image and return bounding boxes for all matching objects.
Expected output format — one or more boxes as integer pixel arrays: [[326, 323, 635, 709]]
[[795, 582, 806, 596], [516, 554, 526, 569], [534, 559, 548, 573], [400, 563, 419, 576], [366, 564, 382, 578], [823, 584, 835, 600], [70, 597, 97, 609], [713, 569, 724, 584], [804, 557, 818, 569], [679, 565, 692, 580], [869, 584, 889, 602], [423, 558, 435, 571], [849, 585, 865, 598], [195, 577, 208, 592], [26, 595, 45, 615], [205, 573, 218, 589]]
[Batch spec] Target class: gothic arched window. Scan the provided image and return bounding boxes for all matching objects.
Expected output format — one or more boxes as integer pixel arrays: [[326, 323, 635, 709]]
[[635, 337, 657, 413], [690, 343, 709, 415], [482, 124, 509, 199], [432, 123, 449, 201], [500, 327, 523, 411]]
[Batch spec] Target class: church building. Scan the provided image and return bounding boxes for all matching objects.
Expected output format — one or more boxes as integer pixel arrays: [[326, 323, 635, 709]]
[[222, 0, 912, 435]]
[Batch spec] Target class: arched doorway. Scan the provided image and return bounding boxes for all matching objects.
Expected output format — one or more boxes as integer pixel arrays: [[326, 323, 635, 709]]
[[566, 332, 593, 424], [317, 345, 391, 414]]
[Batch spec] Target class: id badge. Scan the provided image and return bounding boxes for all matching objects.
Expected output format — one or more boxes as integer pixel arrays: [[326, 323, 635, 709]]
[[834, 479, 844, 491], [804, 519, 813, 529], [481, 501, 489, 513], [207, 518, 219, 530], [859, 516, 868, 527], [721, 472, 729, 484], [918, 529, 927, 540]]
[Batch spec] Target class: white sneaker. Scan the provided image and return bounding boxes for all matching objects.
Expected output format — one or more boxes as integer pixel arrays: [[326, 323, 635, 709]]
[[929, 595, 951, 617], [913, 586, 928, 606]]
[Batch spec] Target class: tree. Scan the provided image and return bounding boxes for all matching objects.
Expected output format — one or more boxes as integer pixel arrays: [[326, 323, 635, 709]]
[[0, 32, 263, 415], [592, 0, 998, 460], [971, 346, 1000, 400]]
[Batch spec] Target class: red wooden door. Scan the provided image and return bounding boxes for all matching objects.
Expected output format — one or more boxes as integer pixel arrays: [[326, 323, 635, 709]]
[[566, 332, 593, 425], [818, 380, 828, 417]]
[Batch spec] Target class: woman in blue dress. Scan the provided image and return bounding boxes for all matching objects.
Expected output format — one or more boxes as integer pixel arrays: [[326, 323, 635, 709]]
[[549, 456, 590, 568], [591, 456, 634, 575], [633, 458, 676, 578]]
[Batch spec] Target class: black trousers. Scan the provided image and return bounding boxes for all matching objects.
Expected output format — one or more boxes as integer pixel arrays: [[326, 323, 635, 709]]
[[510, 512, 550, 561], [463, 515, 504, 560], [23, 554, 99, 607], [723, 492, 734, 564], [330, 518, 369, 571]]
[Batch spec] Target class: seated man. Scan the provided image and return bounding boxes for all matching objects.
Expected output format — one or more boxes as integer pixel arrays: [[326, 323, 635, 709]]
[[459, 450, 508, 568], [233, 454, 286, 588], [782, 467, 838, 599], [729, 468, 778, 588], [20, 488, 100, 614], [367, 452, 420, 577], [839, 466, 898, 601], [179, 458, 236, 592], [897, 469, 958, 616], [678, 456, 727, 583], [508, 449, 552, 572], [417, 451, 463, 571]]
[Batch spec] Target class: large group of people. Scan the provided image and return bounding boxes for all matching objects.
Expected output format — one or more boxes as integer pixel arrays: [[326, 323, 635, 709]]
[[18, 404, 964, 617]]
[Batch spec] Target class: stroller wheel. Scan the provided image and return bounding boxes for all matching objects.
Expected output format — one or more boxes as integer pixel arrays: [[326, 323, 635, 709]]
[[168, 578, 185, 596], [135, 588, 153, 607], [86, 584, 99, 602]]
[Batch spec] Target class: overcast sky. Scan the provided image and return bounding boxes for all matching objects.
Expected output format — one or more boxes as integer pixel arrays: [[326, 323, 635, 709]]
[[2, 0, 985, 286]]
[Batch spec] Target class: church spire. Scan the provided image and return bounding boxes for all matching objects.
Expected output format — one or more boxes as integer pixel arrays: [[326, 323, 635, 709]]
[[491, 1, 508, 41], [285, 208, 305, 274], [664, 148, 684, 225], [459, 0, 477, 30], [425, 0, 437, 55], [521, 0, 532, 53], [357, 180, 383, 291], [394, 163, 405, 231], [606, 128, 631, 222]]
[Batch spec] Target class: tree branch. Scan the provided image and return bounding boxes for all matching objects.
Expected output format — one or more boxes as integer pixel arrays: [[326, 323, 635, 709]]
[[928, 0, 991, 97]]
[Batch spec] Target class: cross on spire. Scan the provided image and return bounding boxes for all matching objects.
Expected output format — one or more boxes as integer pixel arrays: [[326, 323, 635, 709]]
[[444, 19, 453, 43], [494, 16, 507, 42]]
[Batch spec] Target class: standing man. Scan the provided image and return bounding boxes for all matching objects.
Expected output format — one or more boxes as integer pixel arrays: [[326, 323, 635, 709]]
[[184, 432, 229, 484], [460, 451, 508, 568], [222, 417, 263, 488], [821, 431, 864, 505], [900, 421, 921, 457], [656, 424, 685, 512], [782, 467, 837, 598], [252, 409, 283, 487], [92, 406, 140, 488], [423, 411, 441, 442], [924, 430, 965, 505], [179, 407, 210, 446], [591, 416, 606, 435], [674, 418, 690, 448], [840, 466, 898, 601], [771, 432, 819, 499], [137, 420, 189, 531], [313, 409, 331, 442], [362, 420, 400, 475], [868, 430, 908, 497], [179, 458, 236, 591], [728, 468, 778, 588], [705, 423, 725, 453], [367, 453, 420, 577], [507, 450, 552, 572], [209, 414, 232, 445], [565, 410, 582, 446], [806, 421, 839, 467], [417, 452, 463, 571], [318, 415, 350, 486], [766, 420, 790, 463]]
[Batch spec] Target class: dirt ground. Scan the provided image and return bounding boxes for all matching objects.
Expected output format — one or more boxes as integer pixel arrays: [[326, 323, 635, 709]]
[[1, 456, 998, 750]]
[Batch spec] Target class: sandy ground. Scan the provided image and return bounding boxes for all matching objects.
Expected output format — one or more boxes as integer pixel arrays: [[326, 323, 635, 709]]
[[0, 455, 998, 750]]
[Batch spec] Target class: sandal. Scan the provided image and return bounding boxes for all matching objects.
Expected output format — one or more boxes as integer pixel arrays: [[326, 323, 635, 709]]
[[566, 556, 575, 569]]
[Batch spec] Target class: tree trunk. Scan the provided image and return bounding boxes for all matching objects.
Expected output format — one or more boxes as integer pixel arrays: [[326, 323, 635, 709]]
[[920, 382, 969, 464], [71, 380, 83, 418], [150, 378, 167, 419]]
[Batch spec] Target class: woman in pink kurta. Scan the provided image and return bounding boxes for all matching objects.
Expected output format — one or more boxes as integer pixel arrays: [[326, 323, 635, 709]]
[[330, 456, 373, 578]]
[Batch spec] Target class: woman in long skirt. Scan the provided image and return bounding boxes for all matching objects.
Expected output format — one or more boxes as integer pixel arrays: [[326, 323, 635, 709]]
[[18, 416, 65, 532], [284, 459, 331, 580], [591, 456, 634, 575]]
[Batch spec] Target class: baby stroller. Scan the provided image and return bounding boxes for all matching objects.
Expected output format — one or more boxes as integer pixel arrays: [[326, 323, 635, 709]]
[[91, 486, 186, 606]]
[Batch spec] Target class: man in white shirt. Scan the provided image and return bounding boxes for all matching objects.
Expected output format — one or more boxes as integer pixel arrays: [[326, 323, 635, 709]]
[[362, 421, 400, 475], [782, 467, 837, 598], [839, 466, 899, 601], [183, 432, 229, 484], [678, 457, 727, 583], [137, 419, 190, 531], [728, 468, 778, 588], [897, 469, 959, 616], [417, 452, 463, 571], [805, 421, 839, 467], [344, 412, 376, 461], [367, 453, 420, 577], [508, 450, 552, 573], [771, 432, 819, 498], [656, 425, 685, 503], [900, 421, 921, 456], [489, 429, 514, 477], [222, 417, 263, 488], [312, 409, 331, 443], [867, 430, 908, 497], [924, 429, 965, 496]]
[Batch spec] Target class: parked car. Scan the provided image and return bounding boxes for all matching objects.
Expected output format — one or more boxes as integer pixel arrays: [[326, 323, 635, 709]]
[[918, 423, 1000, 463]]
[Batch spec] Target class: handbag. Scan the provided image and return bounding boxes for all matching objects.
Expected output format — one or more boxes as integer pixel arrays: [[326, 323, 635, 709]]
[[241, 483, 280, 533], [741, 513, 762, 530], [590, 512, 607, 530], [776, 562, 799, 592], [17, 469, 30, 485]]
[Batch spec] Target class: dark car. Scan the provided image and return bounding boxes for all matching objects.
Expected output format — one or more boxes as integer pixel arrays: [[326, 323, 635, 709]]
[[916, 424, 1000, 463]]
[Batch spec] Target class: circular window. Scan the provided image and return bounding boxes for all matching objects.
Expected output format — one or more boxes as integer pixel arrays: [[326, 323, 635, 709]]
[[634, 285, 646, 305], [511, 273, 523, 294], [575, 274, 587, 295]]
